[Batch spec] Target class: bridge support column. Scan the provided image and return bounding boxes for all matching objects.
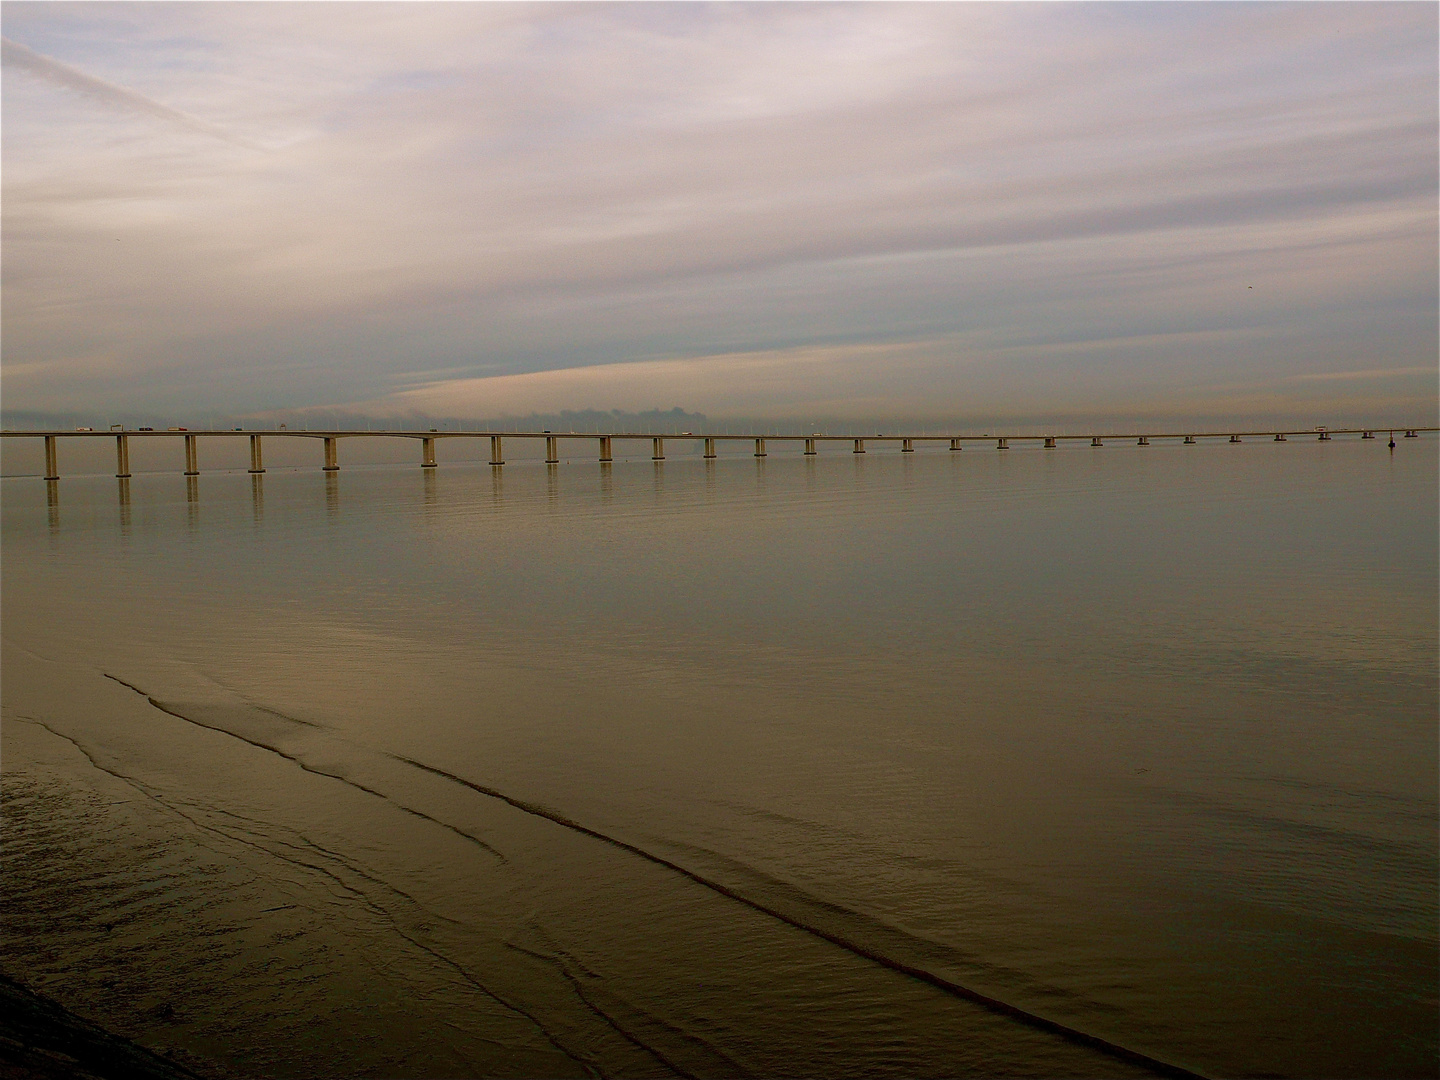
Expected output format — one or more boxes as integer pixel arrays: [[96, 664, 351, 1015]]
[[547, 436, 559, 464], [115, 435, 131, 478], [950, 438, 961, 451], [249, 434, 266, 473], [1405, 429, 1417, 437], [1044, 437, 1056, 448], [1274, 433, 1287, 442], [421, 437, 436, 468], [754, 438, 766, 457], [322, 437, 339, 470], [652, 437, 665, 461], [1229, 435, 1242, 443], [1137, 436, 1149, 446], [184, 434, 199, 475], [1361, 431, 1375, 440], [1318, 431, 1330, 441], [853, 438, 865, 454], [703, 438, 716, 459], [490, 435, 504, 465], [599, 436, 612, 462], [44, 435, 59, 480], [901, 438, 914, 453], [997, 438, 1008, 450], [804, 438, 816, 455], [1091, 436, 1103, 447], [1184, 435, 1196, 444]]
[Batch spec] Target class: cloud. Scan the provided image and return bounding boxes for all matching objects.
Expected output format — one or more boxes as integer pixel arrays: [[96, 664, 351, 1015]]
[[0, 4, 1435, 422], [1, 36, 263, 149]]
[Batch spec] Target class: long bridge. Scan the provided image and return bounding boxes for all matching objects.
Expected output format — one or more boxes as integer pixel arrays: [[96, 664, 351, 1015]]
[[2, 426, 1433, 480]]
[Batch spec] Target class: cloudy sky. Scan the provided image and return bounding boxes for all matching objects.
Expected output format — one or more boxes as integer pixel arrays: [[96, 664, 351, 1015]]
[[2, 2, 1436, 425]]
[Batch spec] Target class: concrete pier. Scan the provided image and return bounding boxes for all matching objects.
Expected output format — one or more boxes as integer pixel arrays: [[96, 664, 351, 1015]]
[[43, 435, 58, 480], [1361, 431, 1375, 440], [755, 438, 767, 457], [249, 434, 266, 473], [1275, 433, 1287, 442], [322, 437, 339, 471], [1092, 437, 1103, 447], [997, 438, 1008, 450], [1405, 429, 1418, 437], [1229, 435, 1242, 443], [902, 438, 914, 453], [599, 436, 612, 462], [490, 435, 504, 465], [421, 437, 436, 468], [115, 435, 131, 479], [1318, 431, 1331, 441], [184, 434, 199, 476], [1184, 436, 1196, 444], [703, 437, 716, 459], [950, 438, 961, 451], [853, 438, 865, 454], [1044, 437, 1056, 448], [652, 437, 665, 461], [804, 438, 817, 455], [547, 436, 560, 464], [1137, 436, 1149, 446]]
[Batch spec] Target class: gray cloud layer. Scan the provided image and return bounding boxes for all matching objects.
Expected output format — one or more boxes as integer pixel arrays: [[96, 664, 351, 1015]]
[[2, 3, 1435, 424]]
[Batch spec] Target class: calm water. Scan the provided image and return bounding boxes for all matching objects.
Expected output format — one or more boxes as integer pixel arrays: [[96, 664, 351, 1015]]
[[2, 439, 1436, 1079]]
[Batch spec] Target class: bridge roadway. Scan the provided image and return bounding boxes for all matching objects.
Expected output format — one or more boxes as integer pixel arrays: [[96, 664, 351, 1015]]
[[3, 426, 1434, 480]]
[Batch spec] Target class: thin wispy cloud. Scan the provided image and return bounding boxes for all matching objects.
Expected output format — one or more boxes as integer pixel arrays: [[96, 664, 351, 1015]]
[[1, 3, 1435, 424], [1, 36, 263, 149]]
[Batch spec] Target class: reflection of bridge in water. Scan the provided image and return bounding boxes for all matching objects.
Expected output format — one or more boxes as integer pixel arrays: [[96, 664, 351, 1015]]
[[4, 426, 1434, 480]]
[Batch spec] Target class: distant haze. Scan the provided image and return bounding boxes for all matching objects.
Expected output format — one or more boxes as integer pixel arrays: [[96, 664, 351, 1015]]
[[2, 3, 1436, 426]]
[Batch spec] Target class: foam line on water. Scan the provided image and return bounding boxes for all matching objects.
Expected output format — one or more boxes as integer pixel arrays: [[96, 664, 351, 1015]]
[[387, 752, 1212, 1080]]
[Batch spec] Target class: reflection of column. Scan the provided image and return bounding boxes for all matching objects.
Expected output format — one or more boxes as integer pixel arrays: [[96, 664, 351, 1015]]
[[421, 437, 436, 468], [251, 473, 264, 524], [184, 434, 199, 475], [547, 464, 559, 502], [115, 435, 131, 478], [249, 434, 265, 473], [325, 471, 339, 515], [44, 436, 59, 480], [186, 475, 200, 530], [323, 437, 339, 471], [118, 478, 131, 535], [46, 478, 59, 529], [599, 462, 613, 501], [423, 466, 437, 505]]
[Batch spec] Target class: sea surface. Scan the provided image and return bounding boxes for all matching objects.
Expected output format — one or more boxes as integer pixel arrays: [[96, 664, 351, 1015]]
[[2, 437, 1436, 1079]]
